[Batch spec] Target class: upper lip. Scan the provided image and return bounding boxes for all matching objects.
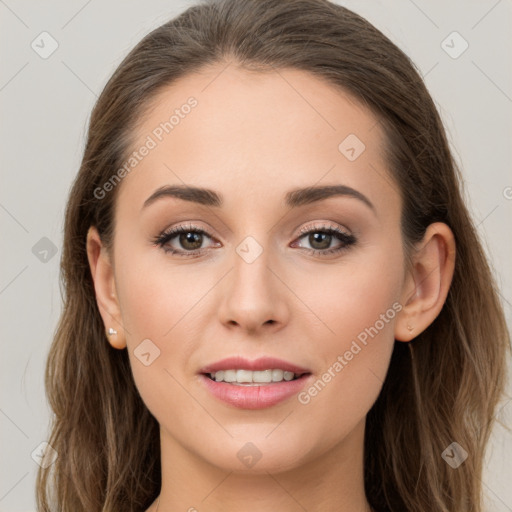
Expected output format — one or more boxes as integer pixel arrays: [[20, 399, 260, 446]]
[[199, 356, 310, 375]]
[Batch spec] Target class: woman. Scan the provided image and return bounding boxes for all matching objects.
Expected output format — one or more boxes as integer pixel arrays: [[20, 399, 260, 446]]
[[36, 0, 510, 510]]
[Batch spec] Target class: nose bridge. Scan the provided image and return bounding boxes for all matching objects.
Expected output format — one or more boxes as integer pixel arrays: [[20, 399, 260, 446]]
[[217, 232, 288, 331], [232, 234, 275, 306]]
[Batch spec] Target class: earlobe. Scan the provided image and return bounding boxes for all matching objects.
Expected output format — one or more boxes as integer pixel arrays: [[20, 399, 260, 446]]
[[395, 222, 456, 342], [86, 226, 127, 349]]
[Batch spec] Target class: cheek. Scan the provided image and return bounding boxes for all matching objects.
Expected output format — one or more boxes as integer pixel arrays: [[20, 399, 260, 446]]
[[115, 247, 210, 341], [115, 267, 201, 428], [113, 248, 221, 420], [299, 233, 403, 346], [295, 291, 397, 456], [294, 238, 402, 422]]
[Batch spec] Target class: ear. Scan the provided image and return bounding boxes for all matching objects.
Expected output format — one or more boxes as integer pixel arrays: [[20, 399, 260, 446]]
[[395, 222, 456, 342], [86, 226, 127, 349]]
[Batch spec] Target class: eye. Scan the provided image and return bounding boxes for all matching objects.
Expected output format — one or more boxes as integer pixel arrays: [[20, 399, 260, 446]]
[[152, 223, 219, 257], [292, 224, 356, 256], [153, 222, 356, 258]]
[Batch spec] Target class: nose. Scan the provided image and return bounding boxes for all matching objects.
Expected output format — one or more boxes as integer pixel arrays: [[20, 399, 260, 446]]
[[216, 240, 290, 335]]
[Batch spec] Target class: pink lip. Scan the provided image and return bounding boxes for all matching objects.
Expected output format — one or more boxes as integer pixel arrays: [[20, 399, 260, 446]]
[[199, 374, 312, 409], [199, 356, 310, 375], [198, 356, 312, 410]]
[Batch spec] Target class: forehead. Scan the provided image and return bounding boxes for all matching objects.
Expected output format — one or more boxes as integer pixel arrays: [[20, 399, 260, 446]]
[[116, 63, 395, 216]]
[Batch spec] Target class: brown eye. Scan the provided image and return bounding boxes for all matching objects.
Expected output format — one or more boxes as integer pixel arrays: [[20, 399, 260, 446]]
[[293, 225, 356, 256], [178, 231, 204, 251], [153, 223, 218, 257], [307, 232, 333, 250]]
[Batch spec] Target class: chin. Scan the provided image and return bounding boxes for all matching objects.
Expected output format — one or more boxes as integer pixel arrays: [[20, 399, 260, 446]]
[[191, 429, 318, 474]]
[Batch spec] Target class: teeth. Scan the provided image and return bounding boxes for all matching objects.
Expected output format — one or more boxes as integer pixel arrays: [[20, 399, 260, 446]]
[[237, 369, 253, 383], [209, 369, 302, 384], [272, 369, 283, 381]]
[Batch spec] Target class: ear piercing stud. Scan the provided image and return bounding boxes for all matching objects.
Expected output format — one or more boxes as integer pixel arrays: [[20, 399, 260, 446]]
[[107, 327, 118, 335]]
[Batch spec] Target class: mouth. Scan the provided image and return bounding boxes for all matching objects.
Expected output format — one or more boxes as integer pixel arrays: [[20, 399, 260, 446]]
[[198, 356, 313, 409], [203, 369, 310, 385]]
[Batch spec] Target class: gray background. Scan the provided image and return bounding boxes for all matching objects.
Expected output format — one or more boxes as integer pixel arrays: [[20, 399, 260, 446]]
[[1, 0, 511, 510]]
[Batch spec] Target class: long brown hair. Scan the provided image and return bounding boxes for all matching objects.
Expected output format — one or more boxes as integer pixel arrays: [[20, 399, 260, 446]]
[[36, 0, 511, 510]]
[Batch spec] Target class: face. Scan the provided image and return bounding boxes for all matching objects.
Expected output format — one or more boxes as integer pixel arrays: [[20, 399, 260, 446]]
[[102, 65, 409, 473]]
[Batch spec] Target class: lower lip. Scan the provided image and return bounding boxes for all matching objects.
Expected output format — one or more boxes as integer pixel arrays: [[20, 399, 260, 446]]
[[199, 374, 312, 410]]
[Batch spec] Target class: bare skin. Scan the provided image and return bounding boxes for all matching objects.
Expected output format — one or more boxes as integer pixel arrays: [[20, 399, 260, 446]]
[[86, 63, 455, 512]]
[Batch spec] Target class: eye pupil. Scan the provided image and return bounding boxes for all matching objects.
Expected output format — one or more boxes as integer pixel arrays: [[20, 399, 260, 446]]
[[310, 232, 331, 250], [180, 232, 202, 250]]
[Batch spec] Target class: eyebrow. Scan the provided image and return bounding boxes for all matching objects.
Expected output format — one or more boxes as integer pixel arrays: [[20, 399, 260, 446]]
[[142, 184, 375, 212]]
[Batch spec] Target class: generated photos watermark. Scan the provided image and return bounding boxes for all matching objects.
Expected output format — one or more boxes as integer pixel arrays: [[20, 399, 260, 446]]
[[298, 301, 403, 405], [93, 96, 198, 200]]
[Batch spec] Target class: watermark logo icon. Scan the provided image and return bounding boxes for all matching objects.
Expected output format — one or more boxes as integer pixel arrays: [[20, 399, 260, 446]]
[[236, 236, 263, 264], [441, 442, 468, 468], [31, 31, 59, 59], [441, 31, 469, 59], [134, 339, 161, 366], [338, 134, 366, 161], [237, 442, 262, 468], [32, 237, 58, 263], [31, 441, 58, 468]]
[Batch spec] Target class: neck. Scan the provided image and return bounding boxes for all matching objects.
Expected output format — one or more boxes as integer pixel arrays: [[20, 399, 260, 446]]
[[151, 417, 372, 512]]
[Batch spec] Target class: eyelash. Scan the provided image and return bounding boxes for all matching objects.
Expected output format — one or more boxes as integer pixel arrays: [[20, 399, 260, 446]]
[[152, 222, 357, 258]]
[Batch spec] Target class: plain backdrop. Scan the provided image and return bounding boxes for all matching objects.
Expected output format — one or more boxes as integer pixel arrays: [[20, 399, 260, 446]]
[[1, 1, 511, 510]]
